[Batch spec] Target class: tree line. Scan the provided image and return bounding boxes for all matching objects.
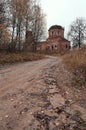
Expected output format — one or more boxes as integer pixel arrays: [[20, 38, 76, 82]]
[[0, 0, 86, 52], [0, 0, 46, 52]]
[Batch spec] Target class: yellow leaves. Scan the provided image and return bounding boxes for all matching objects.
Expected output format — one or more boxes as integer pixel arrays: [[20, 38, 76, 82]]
[[0, 24, 5, 34], [0, 23, 10, 42], [3, 31, 10, 41], [0, 24, 4, 28]]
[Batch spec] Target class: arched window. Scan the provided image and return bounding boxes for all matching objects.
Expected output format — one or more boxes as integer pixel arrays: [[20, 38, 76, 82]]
[[58, 31, 60, 36], [52, 31, 54, 37], [55, 45, 57, 48], [52, 45, 54, 50], [66, 45, 67, 48]]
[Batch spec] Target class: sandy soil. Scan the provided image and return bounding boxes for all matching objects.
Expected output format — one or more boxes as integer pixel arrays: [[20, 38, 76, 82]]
[[0, 56, 86, 130]]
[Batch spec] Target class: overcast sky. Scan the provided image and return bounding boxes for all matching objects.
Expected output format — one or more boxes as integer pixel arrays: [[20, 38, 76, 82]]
[[41, 0, 86, 35]]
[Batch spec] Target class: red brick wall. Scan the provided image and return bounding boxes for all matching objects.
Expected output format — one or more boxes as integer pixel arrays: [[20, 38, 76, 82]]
[[46, 40, 70, 51], [26, 25, 70, 52], [48, 28, 64, 38]]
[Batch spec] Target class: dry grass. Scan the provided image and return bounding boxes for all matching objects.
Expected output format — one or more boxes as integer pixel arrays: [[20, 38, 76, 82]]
[[62, 46, 86, 88], [0, 52, 45, 64], [62, 47, 86, 69]]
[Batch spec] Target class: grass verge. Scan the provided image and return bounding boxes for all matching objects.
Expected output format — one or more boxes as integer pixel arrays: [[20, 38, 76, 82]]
[[62, 46, 86, 89], [0, 52, 45, 65]]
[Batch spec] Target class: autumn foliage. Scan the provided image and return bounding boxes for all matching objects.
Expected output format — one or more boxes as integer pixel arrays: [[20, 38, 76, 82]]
[[0, 24, 10, 39]]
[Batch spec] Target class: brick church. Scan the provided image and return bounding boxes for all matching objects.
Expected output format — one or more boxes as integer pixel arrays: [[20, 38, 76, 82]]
[[37, 25, 70, 52], [26, 25, 70, 52]]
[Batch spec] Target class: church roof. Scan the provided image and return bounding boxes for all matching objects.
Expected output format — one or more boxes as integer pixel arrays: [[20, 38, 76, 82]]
[[48, 25, 64, 31], [47, 36, 70, 43]]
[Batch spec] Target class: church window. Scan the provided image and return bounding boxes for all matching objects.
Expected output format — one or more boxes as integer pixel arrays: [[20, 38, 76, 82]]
[[66, 45, 67, 48], [55, 45, 57, 48], [58, 31, 60, 36], [52, 45, 54, 50], [52, 31, 54, 37]]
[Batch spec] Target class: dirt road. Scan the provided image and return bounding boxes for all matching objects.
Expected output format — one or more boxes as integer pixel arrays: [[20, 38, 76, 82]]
[[0, 56, 86, 130]]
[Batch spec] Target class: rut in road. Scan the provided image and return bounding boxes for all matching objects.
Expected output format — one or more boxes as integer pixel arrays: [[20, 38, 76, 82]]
[[0, 56, 86, 130]]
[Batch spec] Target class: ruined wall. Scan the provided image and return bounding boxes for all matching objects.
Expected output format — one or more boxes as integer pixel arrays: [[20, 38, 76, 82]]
[[25, 31, 34, 51]]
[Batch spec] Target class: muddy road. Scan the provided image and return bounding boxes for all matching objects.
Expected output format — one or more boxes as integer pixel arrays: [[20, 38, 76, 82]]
[[0, 56, 86, 130]]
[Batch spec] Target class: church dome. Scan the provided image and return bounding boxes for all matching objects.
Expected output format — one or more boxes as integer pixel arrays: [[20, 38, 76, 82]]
[[49, 25, 64, 31]]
